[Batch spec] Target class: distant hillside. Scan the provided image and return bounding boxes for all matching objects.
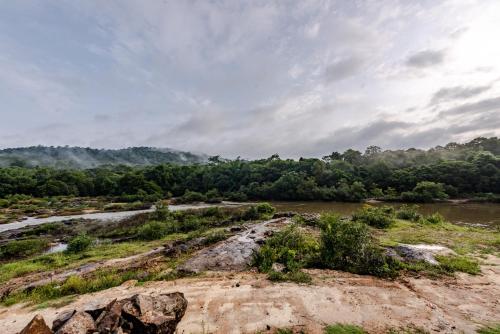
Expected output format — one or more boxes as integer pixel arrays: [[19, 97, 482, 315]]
[[0, 146, 208, 168]]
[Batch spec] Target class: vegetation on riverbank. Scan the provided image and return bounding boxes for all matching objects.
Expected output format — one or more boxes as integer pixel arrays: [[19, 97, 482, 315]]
[[0, 137, 498, 205], [254, 205, 491, 283]]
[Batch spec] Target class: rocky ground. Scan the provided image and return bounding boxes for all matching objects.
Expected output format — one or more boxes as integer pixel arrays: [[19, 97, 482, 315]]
[[1, 257, 499, 333], [1, 216, 499, 333]]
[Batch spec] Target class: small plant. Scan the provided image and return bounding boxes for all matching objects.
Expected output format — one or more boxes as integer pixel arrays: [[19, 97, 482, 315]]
[[66, 233, 93, 253], [149, 201, 170, 220], [352, 205, 395, 228], [324, 323, 366, 334], [179, 190, 207, 203], [137, 221, 169, 240], [420, 213, 446, 225], [396, 204, 421, 221], [243, 203, 276, 220], [268, 270, 312, 284]]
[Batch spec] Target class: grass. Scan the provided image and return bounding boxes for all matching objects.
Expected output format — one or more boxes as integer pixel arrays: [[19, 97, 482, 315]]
[[324, 324, 366, 334], [477, 325, 500, 334], [377, 219, 500, 256]]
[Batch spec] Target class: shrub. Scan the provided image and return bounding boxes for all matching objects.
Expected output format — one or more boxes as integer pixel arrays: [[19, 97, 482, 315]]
[[253, 225, 319, 273], [179, 190, 207, 203], [66, 233, 93, 253], [352, 205, 395, 228], [243, 203, 276, 220], [225, 191, 248, 202], [0, 239, 50, 259], [324, 324, 366, 334], [396, 204, 421, 221], [137, 221, 169, 240], [205, 189, 222, 203], [420, 213, 446, 225], [401, 181, 448, 203], [149, 201, 170, 221], [319, 214, 399, 278]]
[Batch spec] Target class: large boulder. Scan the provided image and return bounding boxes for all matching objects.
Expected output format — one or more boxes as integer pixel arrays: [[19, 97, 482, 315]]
[[19, 315, 52, 334], [121, 293, 188, 334], [55, 311, 95, 334]]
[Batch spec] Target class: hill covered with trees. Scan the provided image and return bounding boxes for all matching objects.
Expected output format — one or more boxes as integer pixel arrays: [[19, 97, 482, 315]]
[[0, 137, 498, 202], [0, 146, 208, 169]]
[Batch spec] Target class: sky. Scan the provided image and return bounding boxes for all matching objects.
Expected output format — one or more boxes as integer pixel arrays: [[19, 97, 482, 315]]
[[1, 0, 500, 159]]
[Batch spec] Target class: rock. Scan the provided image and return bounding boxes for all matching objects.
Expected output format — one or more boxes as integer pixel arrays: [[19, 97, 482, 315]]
[[273, 211, 297, 218], [55, 311, 95, 334], [52, 310, 76, 332], [19, 314, 52, 334], [95, 299, 122, 333], [394, 244, 456, 265], [271, 262, 285, 273], [121, 292, 188, 334], [18, 293, 188, 334]]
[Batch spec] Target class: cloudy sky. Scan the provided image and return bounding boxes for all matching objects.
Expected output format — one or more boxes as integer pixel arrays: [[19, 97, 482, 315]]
[[1, 0, 500, 158]]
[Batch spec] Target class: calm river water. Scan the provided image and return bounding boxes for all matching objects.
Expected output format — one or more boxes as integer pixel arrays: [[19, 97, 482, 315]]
[[270, 201, 500, 227]]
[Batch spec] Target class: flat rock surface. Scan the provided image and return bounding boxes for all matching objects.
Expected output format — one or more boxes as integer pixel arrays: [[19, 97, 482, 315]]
[[2, 255, 499, 334], [178, 218, 290, 273]]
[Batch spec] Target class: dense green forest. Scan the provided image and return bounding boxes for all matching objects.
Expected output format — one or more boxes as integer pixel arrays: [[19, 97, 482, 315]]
[[0, 146, 207, 168], [0, 137, 499, 203]]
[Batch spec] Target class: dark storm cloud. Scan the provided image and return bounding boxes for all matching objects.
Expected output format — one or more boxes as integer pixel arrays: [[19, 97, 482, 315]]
[[430, 85, 491, 105], [406, 49, 445, 68]]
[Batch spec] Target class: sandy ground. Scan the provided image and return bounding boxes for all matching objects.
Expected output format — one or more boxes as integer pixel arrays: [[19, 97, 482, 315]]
[[1, 257, 499, 334]]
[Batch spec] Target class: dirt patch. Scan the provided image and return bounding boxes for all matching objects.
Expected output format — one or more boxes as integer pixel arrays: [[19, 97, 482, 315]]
[[1, 256, 498, 334]]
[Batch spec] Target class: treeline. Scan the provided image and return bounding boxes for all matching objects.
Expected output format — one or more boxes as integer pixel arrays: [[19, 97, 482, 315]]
[[0, 137, 499, 203], [0, 146, 207, 169]]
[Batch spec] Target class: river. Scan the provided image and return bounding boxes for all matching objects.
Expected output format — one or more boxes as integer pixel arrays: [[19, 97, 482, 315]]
[[0, 202, 244, 233], [270, 201, 500, 227]]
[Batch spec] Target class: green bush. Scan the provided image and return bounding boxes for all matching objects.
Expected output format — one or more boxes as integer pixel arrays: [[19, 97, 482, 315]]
[[137, 221, 169, 240], [324, 324, 366, 334], [66, 233, 93, 253], [401, 181, 448, 203], [0, 239, 50, 259], [395, 204, 421, 221], [420, 213, 446, 225], [225, 191, 248, 202], [319, 214, 399, 278], [179, 190, 207, 203], [352, 205, 395, 228], [243, 203, 276, 220], [205, 189, 222, 203], [253, 225, 318, 273], [149, 201, 170, 221]]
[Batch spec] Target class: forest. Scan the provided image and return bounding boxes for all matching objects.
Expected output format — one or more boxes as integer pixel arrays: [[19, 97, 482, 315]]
[[0, 137, 498, 203]]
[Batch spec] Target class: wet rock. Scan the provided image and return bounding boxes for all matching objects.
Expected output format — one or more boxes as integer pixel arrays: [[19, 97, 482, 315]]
[[394, 244, 456, 265], [19, 314, 52, 334], [55, 311, 95, 334], [52, 310, 76, 332], [299, 213, 320, 225]]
